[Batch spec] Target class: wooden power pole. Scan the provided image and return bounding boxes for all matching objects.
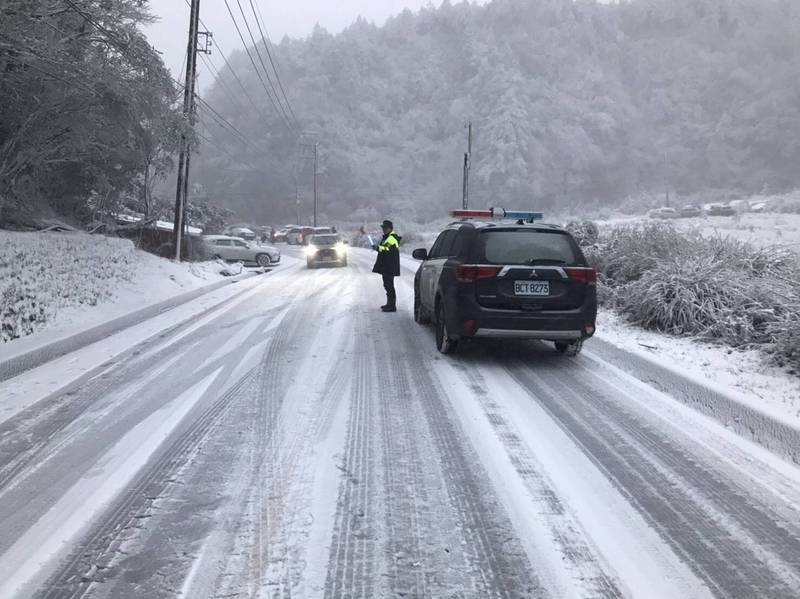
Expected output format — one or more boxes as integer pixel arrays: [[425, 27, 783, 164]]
[[313, 142, 318, 227], [462, 121, 472, 210], [173, 0, 202, 261]]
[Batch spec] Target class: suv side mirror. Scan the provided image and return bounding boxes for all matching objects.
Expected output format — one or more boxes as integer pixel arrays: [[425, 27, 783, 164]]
[[412, 248, 428, 261]]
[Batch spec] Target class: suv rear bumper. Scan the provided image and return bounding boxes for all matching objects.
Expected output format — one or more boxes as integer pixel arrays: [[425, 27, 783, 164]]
[[473, 328, 583, 340], [444, 293, 596, 342]]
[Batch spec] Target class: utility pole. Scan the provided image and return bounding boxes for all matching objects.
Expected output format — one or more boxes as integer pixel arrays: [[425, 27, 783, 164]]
[[664, 151, 670, 207], [462, 120, 472, 210], [313, 142, 318, 227], [173, 0, 206, 261]]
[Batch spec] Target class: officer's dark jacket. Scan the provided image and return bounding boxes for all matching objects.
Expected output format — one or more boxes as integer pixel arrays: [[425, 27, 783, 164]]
[[372, 232, 401, 277]]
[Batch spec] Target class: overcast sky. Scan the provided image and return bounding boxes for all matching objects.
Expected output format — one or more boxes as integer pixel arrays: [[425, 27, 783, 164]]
[[145, 0, 481, 83]]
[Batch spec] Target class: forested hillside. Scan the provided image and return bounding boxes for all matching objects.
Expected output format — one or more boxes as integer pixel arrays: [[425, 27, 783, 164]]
[[196, 0, 800, 222], [0, 0, 179, 227]]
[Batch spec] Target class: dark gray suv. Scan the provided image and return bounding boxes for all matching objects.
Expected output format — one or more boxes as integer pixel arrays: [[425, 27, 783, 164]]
[[412, 221, 597, 355]]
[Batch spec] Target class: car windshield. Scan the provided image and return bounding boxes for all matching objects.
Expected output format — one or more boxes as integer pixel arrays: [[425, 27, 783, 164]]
[[311, 234, 340, 245], [478, 230, 580, 265]]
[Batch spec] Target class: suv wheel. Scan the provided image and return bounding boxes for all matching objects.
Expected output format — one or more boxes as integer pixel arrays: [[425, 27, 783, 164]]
[[414, 287, 430, 324], [435, 302, 458, 354], [554, 339, 583, 357]]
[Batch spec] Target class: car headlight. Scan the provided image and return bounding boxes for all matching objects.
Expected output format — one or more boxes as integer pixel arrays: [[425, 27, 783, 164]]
[[334, 242, 346, 254], [304, 245, 318, 256]]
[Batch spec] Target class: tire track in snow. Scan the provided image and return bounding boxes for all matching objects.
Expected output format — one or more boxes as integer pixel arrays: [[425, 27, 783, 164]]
[[509, 359, 800, 598], [332, 250, 544, 597], [451, 362, 623, 598], [377, 356, 430, 598], [392, 325, 545, 597], [375, 343, 491, 598], [23, 274, 314, 596], [78, 289, 319, 599], [34, 368, 257, 599], [0, 290, 291, 498], [92, 284, 338, 599], [83, 288, 320, 599], [207, 269, 351, 598], [246, 273, 355, 596], [324, 303, 384, 599]]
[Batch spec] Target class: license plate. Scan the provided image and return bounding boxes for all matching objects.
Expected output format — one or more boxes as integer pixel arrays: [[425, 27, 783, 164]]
[[514, 281, 549, 296]]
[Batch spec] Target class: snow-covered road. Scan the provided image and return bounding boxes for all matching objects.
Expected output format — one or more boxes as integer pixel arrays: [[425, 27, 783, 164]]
[[1, 247, 799, 598]]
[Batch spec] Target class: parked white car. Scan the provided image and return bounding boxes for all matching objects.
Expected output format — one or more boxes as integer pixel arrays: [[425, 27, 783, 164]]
[[201, 235, 280, 267], [224, 226, 256, 242], [648, 206, 679, 219]]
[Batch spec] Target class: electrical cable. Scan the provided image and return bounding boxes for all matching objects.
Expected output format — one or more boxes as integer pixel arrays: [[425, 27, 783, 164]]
[[246, 0, 301, 129], [195, 95, 262, 153], [231, 0, 297, 132], [181, 0, 273, 129], [221, 0, 297, 133]]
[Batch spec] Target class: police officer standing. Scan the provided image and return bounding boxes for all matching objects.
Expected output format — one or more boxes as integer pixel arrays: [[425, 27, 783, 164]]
[[372, 219, 401, 312]]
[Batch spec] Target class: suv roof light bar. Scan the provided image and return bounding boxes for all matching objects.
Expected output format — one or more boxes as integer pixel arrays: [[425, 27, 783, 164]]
[[450, 208, 544, 222]]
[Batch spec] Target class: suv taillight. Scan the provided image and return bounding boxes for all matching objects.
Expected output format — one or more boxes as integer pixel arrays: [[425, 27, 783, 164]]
[[564, 267, 597, 284], [455, 265, 501, 282]]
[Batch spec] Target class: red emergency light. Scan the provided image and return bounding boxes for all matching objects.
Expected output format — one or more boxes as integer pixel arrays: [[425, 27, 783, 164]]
[[450, 209, 495, 218], [450, 208, 544, 221]]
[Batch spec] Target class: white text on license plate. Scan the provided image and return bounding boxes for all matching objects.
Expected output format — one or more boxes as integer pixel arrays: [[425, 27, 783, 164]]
[[514, 281, 549, 296]]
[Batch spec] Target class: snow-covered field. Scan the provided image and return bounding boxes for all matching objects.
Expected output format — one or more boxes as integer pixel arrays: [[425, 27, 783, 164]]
[[0, 231, 229, 344], [597, 212, 800, 254]]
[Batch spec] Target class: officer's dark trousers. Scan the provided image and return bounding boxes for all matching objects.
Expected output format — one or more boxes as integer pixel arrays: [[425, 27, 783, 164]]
[[382, 274, 396, 308]]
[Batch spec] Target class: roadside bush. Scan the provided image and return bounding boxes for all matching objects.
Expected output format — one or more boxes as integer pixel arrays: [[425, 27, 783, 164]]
[[592, 224, 800, 371], [0, 232, 138, 342], [565, 220, 599, 247]]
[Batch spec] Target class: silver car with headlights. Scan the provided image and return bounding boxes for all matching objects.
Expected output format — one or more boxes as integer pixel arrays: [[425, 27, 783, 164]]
[[305, 234, 347, 268], [201, 235, 280, 267]]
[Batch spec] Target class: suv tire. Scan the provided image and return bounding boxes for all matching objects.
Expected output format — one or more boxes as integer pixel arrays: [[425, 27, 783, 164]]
[[555, 339, 583, 357], [414, 287, 431, 324], [435, 302, 458, 354]]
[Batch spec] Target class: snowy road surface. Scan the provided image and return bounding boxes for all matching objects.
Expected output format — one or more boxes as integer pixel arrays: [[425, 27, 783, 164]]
[[1, 247, 800, 598]]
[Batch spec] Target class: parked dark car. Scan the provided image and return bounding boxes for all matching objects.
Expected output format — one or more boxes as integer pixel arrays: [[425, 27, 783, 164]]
[[412, 220, 597, 355], [648, 206, 679, 219], [679, 204, 702, 218], [706, 203, 736, 216]]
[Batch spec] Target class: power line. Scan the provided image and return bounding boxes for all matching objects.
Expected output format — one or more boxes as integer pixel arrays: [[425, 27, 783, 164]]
[[173, 73, 265, 158], [182, 0, 275, 131], [232, 0, 297, 131], [246, 0, 301, 129], [195, 95, 261, 152], [195, 127, 263, 173], [220, 0, 297, 133], [196, 51, 271, 136]]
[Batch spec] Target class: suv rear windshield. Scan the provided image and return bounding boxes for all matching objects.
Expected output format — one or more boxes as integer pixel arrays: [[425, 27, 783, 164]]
[[478, 229, 581, 265]]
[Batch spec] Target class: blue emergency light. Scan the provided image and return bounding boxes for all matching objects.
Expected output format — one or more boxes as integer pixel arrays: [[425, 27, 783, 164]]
[[502, 210, 544, 221]]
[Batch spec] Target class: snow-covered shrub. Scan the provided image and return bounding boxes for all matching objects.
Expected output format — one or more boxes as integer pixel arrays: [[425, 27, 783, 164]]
[[565, 220, 599, 247], [776, 198, 800, 214], [0, 232, 138, 342], [593, 224, 800, 371]]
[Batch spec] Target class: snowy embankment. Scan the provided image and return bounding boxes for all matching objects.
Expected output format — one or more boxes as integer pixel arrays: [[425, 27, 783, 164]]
[[594, 311, 800, 433], [0, 231, 229, 346]]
